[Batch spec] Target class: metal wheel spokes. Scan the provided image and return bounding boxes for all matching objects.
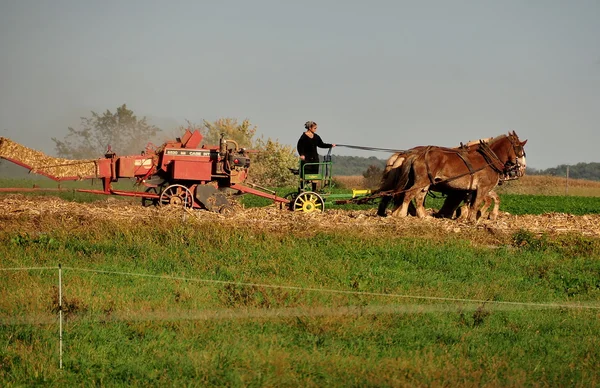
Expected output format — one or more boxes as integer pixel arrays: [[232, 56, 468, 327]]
[[293, 192, 324, 213], [159, 184, 194, 208]]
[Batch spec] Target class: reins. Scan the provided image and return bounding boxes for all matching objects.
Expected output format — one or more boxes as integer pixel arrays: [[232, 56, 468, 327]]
[[336, 144, 407, 153], [476, 140, 505, 174]]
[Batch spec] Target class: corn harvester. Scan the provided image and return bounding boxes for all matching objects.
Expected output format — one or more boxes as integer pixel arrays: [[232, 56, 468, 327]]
[[0, 129, 292, 213]]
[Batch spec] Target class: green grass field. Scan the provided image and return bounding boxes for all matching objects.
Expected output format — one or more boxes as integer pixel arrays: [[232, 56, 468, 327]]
[[1, 177, 600, 385], [1, 214, 600, 386]]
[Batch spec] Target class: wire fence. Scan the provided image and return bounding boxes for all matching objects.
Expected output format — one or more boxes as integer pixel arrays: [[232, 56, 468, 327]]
[[3, 265, 600, 311], [2, 264, 600, 369]]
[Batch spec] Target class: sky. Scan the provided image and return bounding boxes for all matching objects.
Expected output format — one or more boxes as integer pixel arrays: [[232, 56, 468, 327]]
[[1, 0, 598, 169]]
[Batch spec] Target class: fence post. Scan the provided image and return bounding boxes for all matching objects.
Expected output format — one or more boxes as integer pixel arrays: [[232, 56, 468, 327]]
[[58, 263, 63, 370]]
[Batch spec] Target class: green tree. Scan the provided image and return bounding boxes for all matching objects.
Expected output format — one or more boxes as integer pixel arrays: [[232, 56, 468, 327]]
[[250, 137, 298, 187], [52, 104, 160, 159], [532, 162, 600, 181], [362, 164, 383, 189], [200, 118, 256, 148], [331, 155, 386, 176]]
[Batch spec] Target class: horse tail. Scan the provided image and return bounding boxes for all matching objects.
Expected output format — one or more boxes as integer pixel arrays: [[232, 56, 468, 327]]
[[373, 159, 400, 195], [373, 151, 418, 196], [393, 152, 419, 193], [380, 153, 403, 181], [374, 152, 407, 193]]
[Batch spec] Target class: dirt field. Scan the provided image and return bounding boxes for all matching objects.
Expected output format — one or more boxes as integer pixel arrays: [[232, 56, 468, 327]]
[[1, 195, 598, 242]]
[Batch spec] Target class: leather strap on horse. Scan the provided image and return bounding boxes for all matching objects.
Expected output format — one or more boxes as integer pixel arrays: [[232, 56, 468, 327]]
[[455, 150, 475, 191], [425, 146, 475, 190], [424, 146, 435, 184], [477, 141, 505, 174]]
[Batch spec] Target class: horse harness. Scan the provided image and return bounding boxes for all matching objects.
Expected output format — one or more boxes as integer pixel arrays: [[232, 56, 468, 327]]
[[502, 134, 527, 181], [352, 134, 526, 202], [423, 146, 483, 191], [423, 136, 522, 190]]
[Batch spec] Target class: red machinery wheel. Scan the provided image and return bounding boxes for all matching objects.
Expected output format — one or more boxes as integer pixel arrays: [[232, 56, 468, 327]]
[[159, 184, 194, 208]]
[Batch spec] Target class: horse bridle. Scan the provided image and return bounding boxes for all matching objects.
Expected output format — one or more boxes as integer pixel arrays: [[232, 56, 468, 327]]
[[502, 135, 526, 181]]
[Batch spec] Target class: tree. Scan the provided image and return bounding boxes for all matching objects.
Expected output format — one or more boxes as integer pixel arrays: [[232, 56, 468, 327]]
[[330, 155, 386, 176], [52, 104, 160, 159], [200, 118, 256, 148], [177, 118, 297, 187], [250, 137, 298, 187], [362, 164, 383, 189]]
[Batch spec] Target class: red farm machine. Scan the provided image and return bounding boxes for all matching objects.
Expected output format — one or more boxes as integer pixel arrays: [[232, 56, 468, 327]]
[[0, 129, 293, 213]]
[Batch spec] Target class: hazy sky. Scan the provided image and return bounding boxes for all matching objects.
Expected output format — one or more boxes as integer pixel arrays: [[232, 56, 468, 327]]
[[1, 0, 598, 169]]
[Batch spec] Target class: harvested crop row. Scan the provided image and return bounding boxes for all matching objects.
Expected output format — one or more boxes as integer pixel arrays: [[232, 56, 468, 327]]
[[1, 194, 599, 240]]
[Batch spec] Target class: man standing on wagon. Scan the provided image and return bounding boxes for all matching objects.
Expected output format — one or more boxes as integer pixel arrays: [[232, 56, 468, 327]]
[[297, 121, 336, 191]]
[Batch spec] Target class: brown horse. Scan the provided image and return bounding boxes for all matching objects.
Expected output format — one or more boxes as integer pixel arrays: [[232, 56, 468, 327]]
[[383, 131, 527, 220], [377, 139, 508, 220]]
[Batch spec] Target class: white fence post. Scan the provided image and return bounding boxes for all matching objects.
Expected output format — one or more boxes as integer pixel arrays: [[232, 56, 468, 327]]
[[58, 263, 63, 370]]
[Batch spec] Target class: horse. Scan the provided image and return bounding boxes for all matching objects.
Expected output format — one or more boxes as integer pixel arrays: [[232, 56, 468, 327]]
[[382, 131, 527, 221], [376, 139, 507, 220]]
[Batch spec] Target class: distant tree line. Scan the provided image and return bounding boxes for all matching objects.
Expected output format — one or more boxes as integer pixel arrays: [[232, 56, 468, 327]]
[[329, 155, 387, 176], [527, 163, 600, 181]]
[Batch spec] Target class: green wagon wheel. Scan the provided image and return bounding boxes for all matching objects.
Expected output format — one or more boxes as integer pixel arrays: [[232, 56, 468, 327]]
[[293, 192, 324, 213]]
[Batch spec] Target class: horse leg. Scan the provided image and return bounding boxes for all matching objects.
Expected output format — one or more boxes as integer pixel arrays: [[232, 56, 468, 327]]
[[377, 194, 393, 217], [390, 196, 405, 217], [391, 189, 416, 217], [457, 192, 473, 220], [413, 189, 429, 218], [488, 190, 500, 220], [478, 193, 492, 220], [387, 192, 416, 217], [467, 190, 487, 222], [407, 195, 418, 216], [391, 193, 416, 215], [437, 191, 465, 219], [471, 190, 499, 221], [457, 203, 469, 220]]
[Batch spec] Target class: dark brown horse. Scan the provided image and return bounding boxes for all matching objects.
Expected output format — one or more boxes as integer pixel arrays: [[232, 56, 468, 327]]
[[381, 131, 527, 220], [435, 188, 500, 220]]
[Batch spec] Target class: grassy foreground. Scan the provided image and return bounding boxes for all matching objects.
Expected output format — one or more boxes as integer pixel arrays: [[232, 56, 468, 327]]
[[1, 215, 600, 386]]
